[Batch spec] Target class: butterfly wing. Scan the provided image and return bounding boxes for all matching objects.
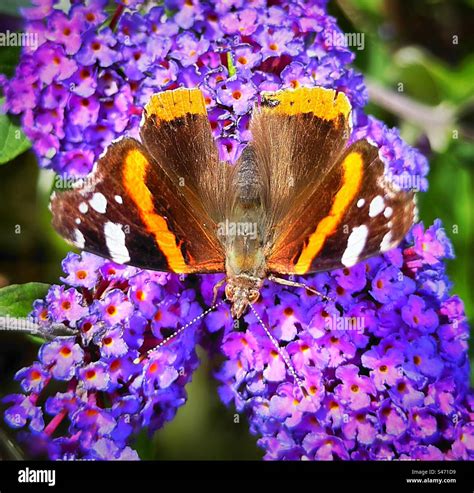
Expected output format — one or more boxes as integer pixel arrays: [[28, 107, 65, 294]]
[[247, 87, 415, 275], [50, 89, 228, 273], [140, 87, 236, 225], [267, 139, 415, 274], [248, 86, 352, 238]]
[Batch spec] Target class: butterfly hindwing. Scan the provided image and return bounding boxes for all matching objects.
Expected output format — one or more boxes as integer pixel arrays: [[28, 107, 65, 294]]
[[50, 137, 226, 274]]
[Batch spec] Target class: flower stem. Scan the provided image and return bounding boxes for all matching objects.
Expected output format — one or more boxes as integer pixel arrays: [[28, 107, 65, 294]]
[[109, 4, 125, 31], [44, 409, 67, 436]]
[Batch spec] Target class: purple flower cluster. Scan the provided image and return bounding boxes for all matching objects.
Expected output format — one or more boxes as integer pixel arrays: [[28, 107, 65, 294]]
[[2, 0, 427, 190], [4, 255, 202, 459], [212, 220, 473, 460], [1, 0, 471, 460], [4, 221, 472, 460]]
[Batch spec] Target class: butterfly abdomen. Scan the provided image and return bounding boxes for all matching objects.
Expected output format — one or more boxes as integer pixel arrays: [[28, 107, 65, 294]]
[[236, 146, 261, 207]]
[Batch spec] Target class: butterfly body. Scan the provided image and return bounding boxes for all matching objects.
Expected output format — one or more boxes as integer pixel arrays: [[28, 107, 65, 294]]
[[221, 147, 266, 317], [50, 86, 416, 318]]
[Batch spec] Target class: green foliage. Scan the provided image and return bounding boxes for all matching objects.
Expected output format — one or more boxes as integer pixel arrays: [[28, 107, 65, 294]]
[[0, 44, 21, 78], [0, 0, 30, 17], [0, 282, 50, 318], [0, 98, 31, 164]]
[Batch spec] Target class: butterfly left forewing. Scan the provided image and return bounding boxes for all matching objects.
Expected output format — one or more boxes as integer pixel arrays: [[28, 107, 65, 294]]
[[267, 139, 415, 274], [51, 137, 226, 274], [140, 87, 236, 225]]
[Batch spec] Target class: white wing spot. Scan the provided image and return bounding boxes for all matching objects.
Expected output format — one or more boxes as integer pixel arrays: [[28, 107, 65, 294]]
[[114, 195, 123, 204], [79, 202, 88, 214], [74, 229, 85, 249], [75, 218, 81, 225], [341, 225, 368, 267], [369, 195, 385, 218], [104, 222, 130, 264], [357, 198, 365, 208], [384, 207, 393, 218], [139, 111, 146, 128], [89, 192, 107, 214], [380, 231, 394, 252]]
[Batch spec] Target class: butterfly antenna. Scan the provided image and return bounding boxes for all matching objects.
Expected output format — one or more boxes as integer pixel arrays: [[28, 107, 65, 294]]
[[139, 300, 224, 361], [249, 303, 308, 399]]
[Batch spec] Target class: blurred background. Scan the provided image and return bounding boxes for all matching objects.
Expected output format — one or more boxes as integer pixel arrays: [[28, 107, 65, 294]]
[[0, 0, 473, 459]]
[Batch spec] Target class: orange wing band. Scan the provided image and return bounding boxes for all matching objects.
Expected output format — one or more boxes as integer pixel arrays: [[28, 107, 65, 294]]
[[293, 151, 364, 274], [123, 149, 188, 273]]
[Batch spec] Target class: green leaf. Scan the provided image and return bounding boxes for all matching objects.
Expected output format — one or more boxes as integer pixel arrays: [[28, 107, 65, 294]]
[[0, 282, 50, 318], [0, 45, 21, 78], [394, 48, 474, 106], [0, 97, 31, 164], [0, 0, 30, 17]]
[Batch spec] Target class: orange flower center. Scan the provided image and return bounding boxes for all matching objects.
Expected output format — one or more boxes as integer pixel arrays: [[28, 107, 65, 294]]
[[107, 305, 117, 316], [60, 346, 72, 357], [30, 370, 41, 380]]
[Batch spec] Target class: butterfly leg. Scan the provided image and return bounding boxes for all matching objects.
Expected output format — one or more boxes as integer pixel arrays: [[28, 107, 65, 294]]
[[212, 277, 226, 306], [268, 274, 332, 302]]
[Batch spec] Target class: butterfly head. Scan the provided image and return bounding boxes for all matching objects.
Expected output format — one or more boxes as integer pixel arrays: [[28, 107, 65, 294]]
[[225, 274, 263, 319]]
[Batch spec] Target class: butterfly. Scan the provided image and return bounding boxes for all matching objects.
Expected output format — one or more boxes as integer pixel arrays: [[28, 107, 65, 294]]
[[50, 86, 415, 318]]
